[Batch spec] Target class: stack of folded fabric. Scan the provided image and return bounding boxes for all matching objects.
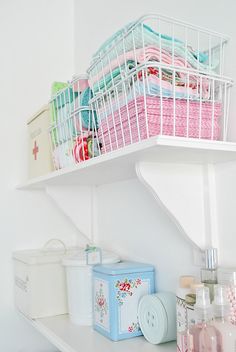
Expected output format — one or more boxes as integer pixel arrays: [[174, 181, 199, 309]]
[[98, 96, 222, 153], [89, 45, 211, 99], [89, 20, 215, 82], [88, 19, 223, 150], [52, 132, 101, 169]]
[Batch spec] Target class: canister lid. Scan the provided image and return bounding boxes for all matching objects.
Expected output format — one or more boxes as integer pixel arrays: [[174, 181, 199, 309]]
[[179, 276, 195, 288], [63, 249, 120, 267], [138, 292, 176, 344], [190, 283, 204, 293], [205, 248, 218, 270], [27, 104, 49, 125], [93, 261, 155, 275], [13, 246, 80, 265]]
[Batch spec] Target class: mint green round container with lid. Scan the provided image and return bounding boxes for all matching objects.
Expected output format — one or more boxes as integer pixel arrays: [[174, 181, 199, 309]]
[[138, 292, 176, 344]]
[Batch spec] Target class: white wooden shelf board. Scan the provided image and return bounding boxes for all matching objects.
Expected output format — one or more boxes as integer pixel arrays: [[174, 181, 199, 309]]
[[18, 136, 236, 189], [26, 314, 176, 352]]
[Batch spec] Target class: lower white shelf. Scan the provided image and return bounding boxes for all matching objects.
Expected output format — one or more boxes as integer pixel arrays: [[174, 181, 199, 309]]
[[25, 314, 176, 352]]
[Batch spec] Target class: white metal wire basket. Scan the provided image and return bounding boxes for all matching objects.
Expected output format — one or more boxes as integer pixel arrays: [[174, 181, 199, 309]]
[[88, 14, 229, 82], [49, 14, 233, 170], [86, 14, 233, 155], [90, 66, 231, 154], [49, 76, 100, 170]]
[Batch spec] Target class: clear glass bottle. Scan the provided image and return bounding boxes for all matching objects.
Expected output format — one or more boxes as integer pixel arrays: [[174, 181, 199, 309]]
[[186, 283, 204, 328], [176, 276, 195, 352], [218, 268, 236, 325], [201, 248, 218, 302], [212, 285, 236, 351], [187, 286, 222, 352]]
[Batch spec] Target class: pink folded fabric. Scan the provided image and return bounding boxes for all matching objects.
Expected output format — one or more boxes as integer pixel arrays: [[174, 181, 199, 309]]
[[89, 45, 209, 92], [98, 96, 221, 153]]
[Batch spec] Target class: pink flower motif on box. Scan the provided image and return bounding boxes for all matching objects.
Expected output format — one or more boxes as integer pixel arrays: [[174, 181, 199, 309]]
[[95, 283, 108, 324], [128, 322, 140, 333], [115, 278, 142, 305]]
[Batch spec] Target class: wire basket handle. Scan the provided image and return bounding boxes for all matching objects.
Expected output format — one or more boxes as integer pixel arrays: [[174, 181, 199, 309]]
[[42, 238, 67, 254]]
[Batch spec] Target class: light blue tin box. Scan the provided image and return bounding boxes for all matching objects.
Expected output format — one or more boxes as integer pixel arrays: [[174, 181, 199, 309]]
[[92, 261, 155, 341]]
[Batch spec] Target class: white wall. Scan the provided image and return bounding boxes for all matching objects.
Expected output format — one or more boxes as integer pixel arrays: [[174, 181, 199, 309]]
[[95, 180, 199, 292], [215, 161, 236, 267], [0, 1, 78, 351]]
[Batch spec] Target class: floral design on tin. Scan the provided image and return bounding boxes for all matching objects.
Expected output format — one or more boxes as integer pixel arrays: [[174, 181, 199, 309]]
[[115, 278, 142, 305], [128, 321, 141, 333], [95, 283, 108, 324]]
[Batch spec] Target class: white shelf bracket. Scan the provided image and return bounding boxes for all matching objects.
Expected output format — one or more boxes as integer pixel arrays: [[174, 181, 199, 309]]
[[136, 161, 218, 250], [45, 185, 95, 245]]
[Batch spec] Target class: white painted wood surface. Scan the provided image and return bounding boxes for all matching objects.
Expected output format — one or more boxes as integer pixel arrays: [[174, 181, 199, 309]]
[[137, 162, 206, 249], [136, 162, 219, 249], [17, 136, 236, 250], [17, 136, 236, 190], [25, 314, 176, 352]]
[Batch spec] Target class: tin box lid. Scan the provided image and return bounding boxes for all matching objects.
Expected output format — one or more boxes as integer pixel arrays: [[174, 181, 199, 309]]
[[27, 104, 49, 125], [93, 261, 155, 275], [63, 249, 120, 267], [13, 246, 80, 265], [138, 292, 176, 344]]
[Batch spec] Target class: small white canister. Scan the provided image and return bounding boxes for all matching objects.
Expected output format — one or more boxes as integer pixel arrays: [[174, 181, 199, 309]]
[[63, 247, 120, 326], [13, 240, 79, 319]]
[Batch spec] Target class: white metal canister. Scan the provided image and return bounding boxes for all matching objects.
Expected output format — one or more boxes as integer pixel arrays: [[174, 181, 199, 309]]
[[13, 240, 79, 319], [63, 247, 120, 326]]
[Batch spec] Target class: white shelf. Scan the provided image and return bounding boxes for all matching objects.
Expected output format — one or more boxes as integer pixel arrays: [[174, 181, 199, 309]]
[[18, 136, 236, 189], [25, 314, 176, 352]]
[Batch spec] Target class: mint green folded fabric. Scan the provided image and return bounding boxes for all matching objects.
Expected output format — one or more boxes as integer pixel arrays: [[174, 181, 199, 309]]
[[51, 82, 78, 123], [50, 85, 97, 146], [50, 82, 68, 126], [51, 81, 68, 94], [93, 60, 136, 93], [50, 82, 79, 145], [91, 22, 216, 76], [54, 88, 78, 110], [92, 21, 134, 59]]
